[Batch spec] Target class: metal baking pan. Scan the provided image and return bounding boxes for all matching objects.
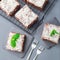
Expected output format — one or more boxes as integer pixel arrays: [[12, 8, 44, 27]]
[[0, 0, 56, 34]]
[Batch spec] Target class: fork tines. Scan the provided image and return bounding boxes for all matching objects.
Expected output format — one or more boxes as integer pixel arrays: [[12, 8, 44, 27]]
[[39, 46, 45, 51], [33, 39, 39, 45]]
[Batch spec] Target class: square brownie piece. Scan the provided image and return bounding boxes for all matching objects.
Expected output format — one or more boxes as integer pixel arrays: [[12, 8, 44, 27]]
[[41, 23, 60, 44], [0, 0, 20, 16], [24, 0, 48, 10], [6, 32, 26, 52], [15, 5, 38, 28]]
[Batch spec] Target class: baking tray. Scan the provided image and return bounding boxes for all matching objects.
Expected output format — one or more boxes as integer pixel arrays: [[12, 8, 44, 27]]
[[35, 17, 60, 49], [0, 20, 34, 58], [0, 0, 56, 34]]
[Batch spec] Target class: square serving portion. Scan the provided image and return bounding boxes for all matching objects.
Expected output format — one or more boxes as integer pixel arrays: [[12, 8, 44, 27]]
[[24, 0, 48, 10], [6, 32, 26, 52], [15, 5, 38, 28], [41, 23, 60, 44], [0, 0, 20, 16]]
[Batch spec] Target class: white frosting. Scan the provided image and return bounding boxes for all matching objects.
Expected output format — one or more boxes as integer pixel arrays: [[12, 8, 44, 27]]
[[42, 24, 60, 44], [15, 5, 38, 28], [0, 0, 19, 15], [6, 32, 25, 52], [27, 0, 46, 8]]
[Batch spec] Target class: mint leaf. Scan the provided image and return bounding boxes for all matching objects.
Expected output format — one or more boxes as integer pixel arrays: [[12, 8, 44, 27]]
[[11, 40, 16, 48], [50, 29, 59, 37], [11, 33, 20, 48]]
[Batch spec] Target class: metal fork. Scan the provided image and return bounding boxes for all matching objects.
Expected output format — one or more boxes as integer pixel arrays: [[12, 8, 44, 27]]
[[26, 40, 38, 60], [33, 46, 45, 60]]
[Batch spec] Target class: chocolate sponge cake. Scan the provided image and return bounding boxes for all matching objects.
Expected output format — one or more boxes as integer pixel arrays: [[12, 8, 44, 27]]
[[0, 0, 20, 16], [41, 23, 60, 44], [24, 0, 48, 11], [15, 5, 38, 28], [6, 32, 26, 52]]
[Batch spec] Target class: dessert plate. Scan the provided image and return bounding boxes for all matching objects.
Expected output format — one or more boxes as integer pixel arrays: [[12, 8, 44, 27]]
[[35, 17, 60, 49], [0, 19, 33, 58]]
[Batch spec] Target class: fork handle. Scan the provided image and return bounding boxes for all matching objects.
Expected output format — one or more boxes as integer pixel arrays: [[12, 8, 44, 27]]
[[26, 48, 34, 60], [33, 54, 38, 60]]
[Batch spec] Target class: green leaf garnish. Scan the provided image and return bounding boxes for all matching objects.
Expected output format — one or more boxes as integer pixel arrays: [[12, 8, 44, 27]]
[[50, 29, 59, 37], [12, 33, 20, 41], [11, 40, 16, 48], [11, 33, 20, 48]]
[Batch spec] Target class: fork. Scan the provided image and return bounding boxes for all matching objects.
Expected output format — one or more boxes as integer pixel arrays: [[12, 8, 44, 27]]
[[33, 46, 45, 60], [26, 40, 38, 60]]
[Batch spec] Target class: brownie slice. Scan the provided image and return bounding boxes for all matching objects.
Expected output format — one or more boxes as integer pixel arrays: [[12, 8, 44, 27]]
[[15, 5, 38, 28], [24, 0, 48, 11], [0, 0, 20, 16], [41, 23, 60, 44], [6, 32, 26, 52]]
